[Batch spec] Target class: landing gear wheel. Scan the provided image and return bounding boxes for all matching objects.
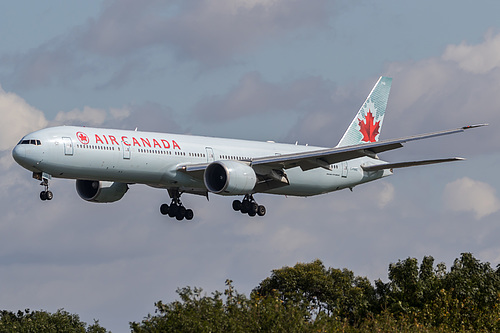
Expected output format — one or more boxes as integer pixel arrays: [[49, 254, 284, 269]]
[[234, 194, 266, 218], [232, 200, 242, 211], [241, 200, 251, 214], [39, 175, 53, 202], [168, 204, 178, 218], [160, 204, 169, 215], [162, 189, 195, 221], [250, 203, 258, 214], [247, 203, 258, 217], [176, 206, 186, 221], [257, 205, 266, 216], [185, 209, 194, 221]]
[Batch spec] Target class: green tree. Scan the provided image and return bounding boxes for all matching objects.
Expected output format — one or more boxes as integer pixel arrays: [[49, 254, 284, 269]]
[[375, 253, 500, 331], [253, 259, 374, 324], [133, 254, 500, 332], [130, 280, 311, 333], [0, 309, 108, 333], [440, 252, 500, 330]]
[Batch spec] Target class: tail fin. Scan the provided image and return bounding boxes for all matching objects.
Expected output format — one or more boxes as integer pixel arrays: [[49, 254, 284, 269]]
[[337, 76, 392, 147]]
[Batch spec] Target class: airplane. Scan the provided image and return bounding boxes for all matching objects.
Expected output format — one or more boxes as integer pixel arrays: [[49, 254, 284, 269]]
[[12, 76, 486, 220]]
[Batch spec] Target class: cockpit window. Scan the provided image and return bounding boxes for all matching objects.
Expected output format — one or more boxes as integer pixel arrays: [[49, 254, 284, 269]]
[[18, 139, 41, 146]]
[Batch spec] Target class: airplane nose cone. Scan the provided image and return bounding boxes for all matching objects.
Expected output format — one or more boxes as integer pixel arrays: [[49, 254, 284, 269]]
[[12, 145, 26, 164]]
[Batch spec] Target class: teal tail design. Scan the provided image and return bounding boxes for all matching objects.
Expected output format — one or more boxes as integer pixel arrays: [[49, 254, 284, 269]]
[[337, 76, 392, 147]]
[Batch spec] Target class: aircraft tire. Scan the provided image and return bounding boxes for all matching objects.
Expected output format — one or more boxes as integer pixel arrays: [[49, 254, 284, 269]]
[[176, 206, 186, 221], [250, 203, 258, 214], [40, 191, 47, 201], [168, 204, 178, 218], [232, 200, 242, 211], [241, 200, 251, 214], [46, 191, 53, 200], [185, 209, 194, 220], [257, 205, 266, 217], [248, 210, 256, 217], [160, 204, 169, 215]]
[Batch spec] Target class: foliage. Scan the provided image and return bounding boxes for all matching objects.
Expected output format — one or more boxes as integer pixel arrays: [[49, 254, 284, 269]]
[[132, 253, 500, 332], [130, 279, 311, 333], [253, 259, 374, 324], [0, 308, 108, 333], [375, 253, 500, 331]]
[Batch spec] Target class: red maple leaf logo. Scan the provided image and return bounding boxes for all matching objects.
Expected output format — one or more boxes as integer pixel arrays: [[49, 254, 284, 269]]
[[76, 131, 89, 144], [358, 110, 380, 142]]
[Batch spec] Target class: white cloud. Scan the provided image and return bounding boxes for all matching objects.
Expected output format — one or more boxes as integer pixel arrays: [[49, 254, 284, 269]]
[[0, 85, 48, 151], [443, 30, 500, 74], [377, 182, 395, 208], [52, 106, 108, 126], [443, 177, 500, 219]]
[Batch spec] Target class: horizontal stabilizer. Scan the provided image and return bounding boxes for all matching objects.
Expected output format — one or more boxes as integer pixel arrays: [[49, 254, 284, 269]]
[[361, 157, 465, 171]]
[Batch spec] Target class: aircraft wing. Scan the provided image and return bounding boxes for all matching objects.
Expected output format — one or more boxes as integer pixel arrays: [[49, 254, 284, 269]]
[[177, 124, 485, 177], [250, 124, 485, 171]]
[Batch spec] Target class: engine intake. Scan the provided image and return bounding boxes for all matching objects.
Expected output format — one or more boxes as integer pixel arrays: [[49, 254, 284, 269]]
[[76, 180, 129, 203], [204, 161, 257, 195]]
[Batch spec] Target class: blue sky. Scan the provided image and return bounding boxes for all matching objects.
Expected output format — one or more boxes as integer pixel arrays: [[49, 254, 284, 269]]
[[1, 1, 500, 332]]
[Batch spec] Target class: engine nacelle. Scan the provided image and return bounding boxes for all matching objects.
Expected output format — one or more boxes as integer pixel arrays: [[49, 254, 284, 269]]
[[204, 161, 257, 195], [76, 180, 129, 203]]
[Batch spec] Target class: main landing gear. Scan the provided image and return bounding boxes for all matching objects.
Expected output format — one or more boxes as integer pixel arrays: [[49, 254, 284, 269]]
[[37, 173, 53, 201], [160, 189, 194, 221], [232, 194, 266, 217]]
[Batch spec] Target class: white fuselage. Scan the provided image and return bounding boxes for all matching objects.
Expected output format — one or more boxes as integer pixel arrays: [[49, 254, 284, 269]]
[[12, 126, 390, 197]]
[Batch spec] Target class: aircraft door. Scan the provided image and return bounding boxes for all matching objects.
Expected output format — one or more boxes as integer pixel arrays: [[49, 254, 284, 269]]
[[341, 161, 348, 178], [62, 137, 73, 156], [205, 147, 214, 163], [122, 142, 131, 159]]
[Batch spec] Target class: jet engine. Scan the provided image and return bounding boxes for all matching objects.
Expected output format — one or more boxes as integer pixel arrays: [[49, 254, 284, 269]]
[[76, 180, 129, 203], [204, 161, 257, 195]]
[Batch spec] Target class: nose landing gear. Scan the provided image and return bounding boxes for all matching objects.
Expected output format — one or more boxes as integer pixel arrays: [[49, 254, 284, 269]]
[[233, 194, 266, 217], [36, 173, 53, 201]]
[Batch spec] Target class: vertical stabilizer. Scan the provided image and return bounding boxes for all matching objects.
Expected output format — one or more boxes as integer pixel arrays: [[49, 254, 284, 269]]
[[337, 76, 392, 147]]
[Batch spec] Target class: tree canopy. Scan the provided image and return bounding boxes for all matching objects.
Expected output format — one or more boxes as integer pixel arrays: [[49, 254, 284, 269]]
[[0, 309, 108, 333], [132, 253, 500, 332]]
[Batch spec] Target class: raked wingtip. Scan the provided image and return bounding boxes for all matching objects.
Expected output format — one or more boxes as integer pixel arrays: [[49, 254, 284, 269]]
[[462, 123, 488, 130]]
